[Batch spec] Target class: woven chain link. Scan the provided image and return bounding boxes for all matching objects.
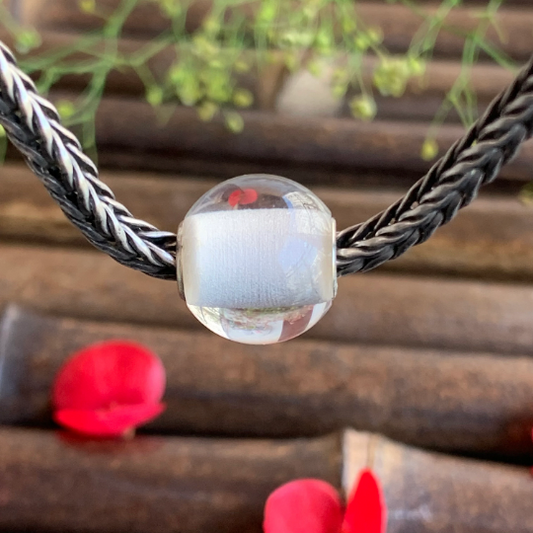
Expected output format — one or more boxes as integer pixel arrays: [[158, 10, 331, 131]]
[[0, 38, 532, 280], [337, 54, 533, 276], [0, 41, 176, 279]]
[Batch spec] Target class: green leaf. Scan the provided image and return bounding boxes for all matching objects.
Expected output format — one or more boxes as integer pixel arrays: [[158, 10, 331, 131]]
[[146, 86, 164, 107], [349, 95, 377, 121], [15, 29, 41, 54], [373, 57, 410, 97], [421, 138, 439, 161], [56, 99, 76, 120], [233, 88, 254, 108], [197, 101, 219, 121], [224, 111, 244, 133], [78, 0, 96, 14]]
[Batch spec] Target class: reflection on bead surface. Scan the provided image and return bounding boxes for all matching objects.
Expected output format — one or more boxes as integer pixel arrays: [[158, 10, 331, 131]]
[[177, 174, 337, 344]]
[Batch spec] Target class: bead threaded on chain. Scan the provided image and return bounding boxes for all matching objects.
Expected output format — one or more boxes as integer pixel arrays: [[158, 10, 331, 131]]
[[178, 175, 337, 344]]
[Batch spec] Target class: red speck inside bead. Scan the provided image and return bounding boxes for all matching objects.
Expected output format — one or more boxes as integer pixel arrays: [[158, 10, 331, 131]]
[[228, 188, 258, 207]]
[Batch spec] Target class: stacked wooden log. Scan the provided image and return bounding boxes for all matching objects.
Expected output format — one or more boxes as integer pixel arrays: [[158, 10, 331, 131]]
[[3, 0, 533, 183], [1, 1, 533, 532]]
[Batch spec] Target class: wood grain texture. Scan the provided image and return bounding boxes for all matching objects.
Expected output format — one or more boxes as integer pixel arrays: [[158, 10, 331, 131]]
[[278, 57, 514, 123], [0, 425, 340, 533], [2, 26, 514, 123], [0, 425, 530, 533], [21, 0, 533, 60], [2, 243, 533, 354], [0, 34, 524, 182], [0, 29, 286, 111], [343, 431, 533, 533], [78, 97, 533, 182], [2, 306, 533, 456], [2, 164, 533, 280]]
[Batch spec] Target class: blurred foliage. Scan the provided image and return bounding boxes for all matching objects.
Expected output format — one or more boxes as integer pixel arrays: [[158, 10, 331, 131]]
[[0, 0, 519, 159]]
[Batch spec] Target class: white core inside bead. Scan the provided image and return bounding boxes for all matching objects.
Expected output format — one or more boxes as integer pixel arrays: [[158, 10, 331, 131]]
[[181, 208, 335, 309]]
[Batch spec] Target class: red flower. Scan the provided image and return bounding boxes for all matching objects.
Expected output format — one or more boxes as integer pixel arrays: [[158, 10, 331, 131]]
[[263, 469, 386, 533], [52, 340, 166, 438]]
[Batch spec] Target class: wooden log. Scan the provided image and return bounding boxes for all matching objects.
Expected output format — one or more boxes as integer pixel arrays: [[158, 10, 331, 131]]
[[10, 3, 513, 122], [353, 2, 533, 61], [278, 58, 514, 123], [1, 164, 533, 280], [0, 425, 531, 533], [0, 426, 340, 533], [1, 32, 523, 178], [6, 26, 514, 123], [364, 0, 531, 4], [2, 21, 515, 124], [20, 0, 533, 60], [344, 431, 533, 533], [3, 306, 533, 456], [1, 243, 533, 354], [81, 97, 533, 182], [0, 29, 285, 111]]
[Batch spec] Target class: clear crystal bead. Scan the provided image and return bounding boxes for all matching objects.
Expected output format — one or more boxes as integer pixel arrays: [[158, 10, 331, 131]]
[[177, 174, 337, 344]]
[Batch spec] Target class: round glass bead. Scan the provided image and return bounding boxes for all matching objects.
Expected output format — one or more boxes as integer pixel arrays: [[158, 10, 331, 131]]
[[177, 174, 337, 345]]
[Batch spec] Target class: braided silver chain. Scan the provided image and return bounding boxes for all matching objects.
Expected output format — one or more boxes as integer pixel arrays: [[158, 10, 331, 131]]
[[0, 41, 176, 279], [0, 37, 532, 280], [337, 54, 533, 276]]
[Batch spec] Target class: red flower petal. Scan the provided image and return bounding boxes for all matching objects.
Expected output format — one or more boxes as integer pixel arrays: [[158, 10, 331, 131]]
[[264, 479, 343, 533], [52, 340, 166, 411], [342, 469, 386, 533], [54, 402, 166, 437]]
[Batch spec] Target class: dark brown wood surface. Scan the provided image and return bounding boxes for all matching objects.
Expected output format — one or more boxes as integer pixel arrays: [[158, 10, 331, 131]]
[[22, 0, 533, 60], [9, 96, 507, 186], [2, 27, 514, 124], [1, 16, 526, 182], [0, 29, 287, 111], [0, 425, 531, 533], [1, 3, 533, 530], [83, 97, 533, 183], [345, 431, 533, 533], [2, 306, 533, 456], [2, 244, 533, 354], [2, 164, 533, 280], [348, 59, 513, 122], [0, 426, 340, 533]]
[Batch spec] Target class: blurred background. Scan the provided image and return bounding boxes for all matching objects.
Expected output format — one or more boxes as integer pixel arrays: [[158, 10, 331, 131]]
[[0, 1, 533, 532]]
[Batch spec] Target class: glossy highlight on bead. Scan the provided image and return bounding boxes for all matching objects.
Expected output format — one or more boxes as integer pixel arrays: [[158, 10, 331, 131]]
[[177, 174, 337, 345]]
